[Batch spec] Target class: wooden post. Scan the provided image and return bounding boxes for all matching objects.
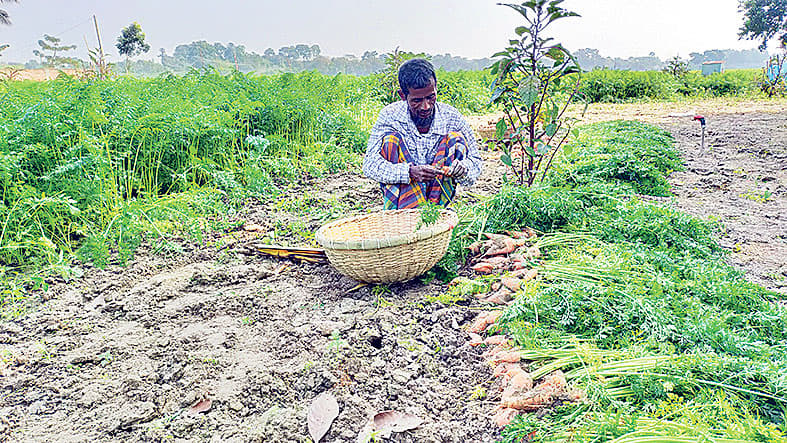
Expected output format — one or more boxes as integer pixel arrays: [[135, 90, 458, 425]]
[[92, 15, 106, 79]]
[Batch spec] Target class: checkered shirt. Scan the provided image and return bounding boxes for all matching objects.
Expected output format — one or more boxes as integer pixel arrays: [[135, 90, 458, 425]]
[[362, 101, 483, 187]]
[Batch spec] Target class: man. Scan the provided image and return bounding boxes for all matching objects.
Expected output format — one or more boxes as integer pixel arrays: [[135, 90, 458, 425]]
[[363, 58, 483, 209]]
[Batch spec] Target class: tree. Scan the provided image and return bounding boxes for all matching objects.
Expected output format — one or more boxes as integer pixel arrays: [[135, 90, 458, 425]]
[[739, 0, 787, 50], [33, 34, 78, 68], [116, 22, 150, 69], [0, 0, 17, 26], [489, 0, 583, 186], [663, 56, 689, 76]]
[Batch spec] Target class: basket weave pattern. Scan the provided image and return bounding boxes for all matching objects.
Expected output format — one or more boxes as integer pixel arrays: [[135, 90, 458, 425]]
[[315, 209, 458, 283]]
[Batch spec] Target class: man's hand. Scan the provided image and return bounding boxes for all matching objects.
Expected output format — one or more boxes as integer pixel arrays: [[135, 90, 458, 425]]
[[409, 164, 440, 182], [446, 162, 467, 179]]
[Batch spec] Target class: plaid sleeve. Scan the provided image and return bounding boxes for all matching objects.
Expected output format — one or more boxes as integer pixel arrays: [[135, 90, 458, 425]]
[[362, 106, 410, 184], [453, 113, 483, 187]]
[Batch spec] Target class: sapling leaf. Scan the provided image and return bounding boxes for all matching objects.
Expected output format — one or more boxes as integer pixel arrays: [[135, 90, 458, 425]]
[[501, 153, 513, 167], [518, 76, 539, 107], [496, 119, 507, 139], [562, 143, 573, 157], [515, 26, 529, 36], [545, 123, 557, 137]]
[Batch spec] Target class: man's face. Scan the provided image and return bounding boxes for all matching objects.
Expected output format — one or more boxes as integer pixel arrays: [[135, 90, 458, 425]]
[[399, 78, 437, 128]]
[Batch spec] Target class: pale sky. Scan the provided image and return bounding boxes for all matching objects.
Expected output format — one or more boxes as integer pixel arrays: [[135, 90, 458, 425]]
[[0, 0, 770, 64]]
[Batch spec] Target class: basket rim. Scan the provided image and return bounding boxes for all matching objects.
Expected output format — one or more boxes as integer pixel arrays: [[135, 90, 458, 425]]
[[315, 208, 458, 251]]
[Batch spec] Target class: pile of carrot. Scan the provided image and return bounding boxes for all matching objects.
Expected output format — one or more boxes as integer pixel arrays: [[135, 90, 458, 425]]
[[449, 229, 541, 306], [465, 309, 585, 426]]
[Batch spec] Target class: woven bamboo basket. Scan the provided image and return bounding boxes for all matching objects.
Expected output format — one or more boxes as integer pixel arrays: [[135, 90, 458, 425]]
[[315, 209, 459, 283]]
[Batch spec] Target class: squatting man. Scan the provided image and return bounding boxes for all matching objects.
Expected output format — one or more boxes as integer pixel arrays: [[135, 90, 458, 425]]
[[363, 58, 483, 209]]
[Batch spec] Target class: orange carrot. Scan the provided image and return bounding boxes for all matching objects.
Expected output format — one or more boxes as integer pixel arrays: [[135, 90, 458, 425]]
[[487, 310, 504, 323], [501, 277, 523, 292], [510, 372, 534, 391], [468, 332, 484, 346], [468, 314, 491, 333], [484, 237, 518, 257], [467, 241, 483, 255], [485, 335, 509, 346], [471, 262, 494, 274], [493, 362, 520, 378], [522, 268, 538, 282], [485, 256, 509, 265], [484, 287, 514, 305], [488, 350, 522, 365], [492, 407, 519, 427]]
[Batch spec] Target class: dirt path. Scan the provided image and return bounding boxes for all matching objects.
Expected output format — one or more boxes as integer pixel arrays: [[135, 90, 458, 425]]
[[580, 99, 787, 295], [2, 98, 785, 442]]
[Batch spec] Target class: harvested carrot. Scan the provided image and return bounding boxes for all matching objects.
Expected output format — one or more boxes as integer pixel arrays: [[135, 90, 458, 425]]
[[527, 245, 541, 258], [471, 262, 494, 274], [484, 237, 518, 257], [488, 349, 522, 365], [474, 291, 491, 301], [501, 389, 553, 411], [485, 256, 509, 265], [501, 277, 523, 292], [467, 241, 483, 255], [512, 268, 538, 281], [538, 370, 567, 392], [492, 362, 520, 378], [491, 282, 502, 291], [484, 335, 509, 346], [510, 372, 534, 391], [505, 228, 535, 239], [468, 332, 484, 346], [487, 310, 503, 323], [469, 311, 503, 334], [492, 407, 519, 427], [468, 314, 491, 333], [483, 344, 507, 359], [484, 287, 513, 305]]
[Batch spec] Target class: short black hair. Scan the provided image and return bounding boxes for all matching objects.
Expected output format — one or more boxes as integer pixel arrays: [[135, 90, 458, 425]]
[[398, 58, 436, 96]]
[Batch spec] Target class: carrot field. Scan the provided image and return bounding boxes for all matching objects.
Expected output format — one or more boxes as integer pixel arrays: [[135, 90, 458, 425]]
[[0, 69, 785, 442]]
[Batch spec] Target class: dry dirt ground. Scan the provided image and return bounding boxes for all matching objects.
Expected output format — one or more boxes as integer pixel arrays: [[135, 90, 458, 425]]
[[0, 68, 81, 81], [1, 98, 785, 442]]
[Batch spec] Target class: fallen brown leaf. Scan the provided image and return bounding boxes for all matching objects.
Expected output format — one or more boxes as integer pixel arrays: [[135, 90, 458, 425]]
[[307, 392, 339, 442], [187, 398, 212, 416]]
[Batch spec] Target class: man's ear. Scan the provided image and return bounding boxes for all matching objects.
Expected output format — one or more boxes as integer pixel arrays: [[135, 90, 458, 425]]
[[398, 89, 406, 101]]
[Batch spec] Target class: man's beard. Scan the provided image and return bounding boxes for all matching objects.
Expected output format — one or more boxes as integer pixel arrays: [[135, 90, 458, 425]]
[[410, 109, 434, 128]]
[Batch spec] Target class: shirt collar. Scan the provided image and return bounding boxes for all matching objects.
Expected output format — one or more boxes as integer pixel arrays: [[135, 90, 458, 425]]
[[393, 101, 447, 136]]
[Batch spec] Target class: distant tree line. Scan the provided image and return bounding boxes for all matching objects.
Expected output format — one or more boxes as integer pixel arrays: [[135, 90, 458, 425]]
[[11, 39, 773, 75], [573, 47, 770, 71]]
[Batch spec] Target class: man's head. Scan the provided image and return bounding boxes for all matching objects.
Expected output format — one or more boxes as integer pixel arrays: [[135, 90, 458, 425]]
[[398, 58, 437, 128]]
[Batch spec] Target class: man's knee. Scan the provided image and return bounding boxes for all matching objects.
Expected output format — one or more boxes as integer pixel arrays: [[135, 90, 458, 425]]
[[445, 131, 466, 146], [382, 131, 403, 147]]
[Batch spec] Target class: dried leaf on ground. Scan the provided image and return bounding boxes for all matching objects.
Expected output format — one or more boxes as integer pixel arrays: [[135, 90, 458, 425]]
[[307, 392, 339, 442], [356, 410, 424, 442], [186, 398, 212, 415]]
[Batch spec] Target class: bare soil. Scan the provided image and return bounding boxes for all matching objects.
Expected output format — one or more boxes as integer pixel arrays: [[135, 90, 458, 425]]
[[1, 99, 785, 442], [0, 68, 81, 81]]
